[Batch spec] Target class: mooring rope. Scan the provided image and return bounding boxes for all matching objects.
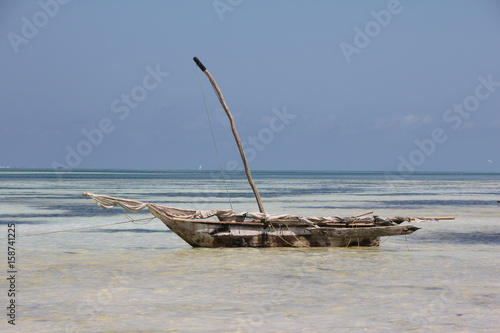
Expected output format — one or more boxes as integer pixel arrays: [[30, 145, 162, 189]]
[[274, 223, 296, 247], [4, 217, 156, 239], [379, 236, 390, 245], [195, 64, 233, 210], [120, 208, 155, 225], [284, 222, 308, 247], [267, 222, 308, 247]]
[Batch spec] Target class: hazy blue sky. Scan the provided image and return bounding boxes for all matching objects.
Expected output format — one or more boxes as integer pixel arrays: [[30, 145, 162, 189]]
[[1, 0, 499, 171]]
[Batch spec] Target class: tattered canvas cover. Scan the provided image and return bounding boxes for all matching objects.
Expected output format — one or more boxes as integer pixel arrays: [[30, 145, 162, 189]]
[[82, 192, 366, 224]]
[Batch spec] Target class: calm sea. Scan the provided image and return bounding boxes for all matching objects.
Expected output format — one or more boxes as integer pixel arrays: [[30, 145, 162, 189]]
[[1, 169, 499, 332]]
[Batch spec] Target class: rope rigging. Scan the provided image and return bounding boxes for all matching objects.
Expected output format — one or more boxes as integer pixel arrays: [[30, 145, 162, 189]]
[[4, 216, 156, 239], [195, 63, 233, 210]]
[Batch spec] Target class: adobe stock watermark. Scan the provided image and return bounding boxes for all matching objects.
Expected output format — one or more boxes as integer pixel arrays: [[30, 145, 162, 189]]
[[223, 106, 296, 173], [389, 73, 499, 178], [340, 0, 410, 64], [213, 0, 243, 21], [190, 106, 295, 212], [195, 106, 294, 211], [51, 64, 169, 171], [7, 0, 71, 54]]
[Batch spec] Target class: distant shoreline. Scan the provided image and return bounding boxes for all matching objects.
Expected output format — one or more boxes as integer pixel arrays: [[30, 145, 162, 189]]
[[1, 168, 499, 178]]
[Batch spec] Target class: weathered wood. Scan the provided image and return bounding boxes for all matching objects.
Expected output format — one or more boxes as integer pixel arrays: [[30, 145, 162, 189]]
[[325, 222, 375, 227], [307, 225, 420, 247], [194, 57, 265, 215], [387, 216, 455, 223], [154, 213, 419, 248], [353, 211, 374, 217], [418, 216, 455, 221], [85, 192, 453, 248]]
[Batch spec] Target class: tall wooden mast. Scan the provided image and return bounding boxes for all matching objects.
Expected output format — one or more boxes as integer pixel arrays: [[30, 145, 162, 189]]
[[193, 57, 265, 214]]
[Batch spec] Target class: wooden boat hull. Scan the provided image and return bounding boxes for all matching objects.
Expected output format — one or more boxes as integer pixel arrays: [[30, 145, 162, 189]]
[[82, 192, 446, 248], [155, 214, 420, 248]]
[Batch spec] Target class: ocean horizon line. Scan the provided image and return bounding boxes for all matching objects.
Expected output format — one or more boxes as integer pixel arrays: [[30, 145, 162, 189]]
[[0, 167, 499, 176]]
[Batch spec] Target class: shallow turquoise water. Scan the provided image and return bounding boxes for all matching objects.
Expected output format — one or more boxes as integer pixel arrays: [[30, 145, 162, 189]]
[[1, 170, 499, 332]]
